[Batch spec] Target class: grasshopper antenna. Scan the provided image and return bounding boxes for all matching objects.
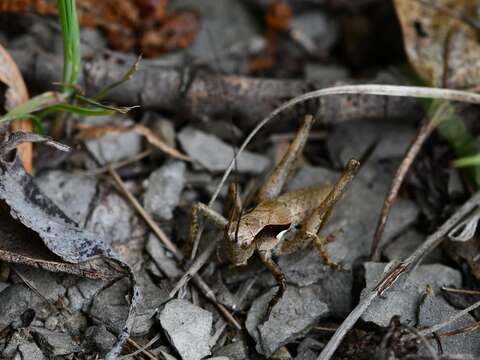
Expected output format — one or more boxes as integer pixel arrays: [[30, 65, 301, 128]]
[[205, 29, 244, 238]]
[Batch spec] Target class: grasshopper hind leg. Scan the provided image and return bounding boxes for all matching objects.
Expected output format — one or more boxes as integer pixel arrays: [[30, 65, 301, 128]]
[[257, 114, 314, 203]]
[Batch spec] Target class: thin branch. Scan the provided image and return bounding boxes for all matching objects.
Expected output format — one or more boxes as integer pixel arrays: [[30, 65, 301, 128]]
[[318, 191, 480, 360], [169, 238, 218, 298], [120, 336, 160, 360], [439, 321, 480, 337], [209, 84, 480, 207], [107, 167, 242, 330], [370, 117, 436, 260], [441, 287, 480, 296], [418, 299, 480, 337]]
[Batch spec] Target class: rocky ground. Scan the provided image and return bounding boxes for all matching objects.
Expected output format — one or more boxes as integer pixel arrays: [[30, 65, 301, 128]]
[[0, 0, 480, 359]]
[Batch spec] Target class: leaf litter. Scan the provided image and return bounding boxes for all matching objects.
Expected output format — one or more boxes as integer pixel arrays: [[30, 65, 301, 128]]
[[0, 132, 139, 359], [5, 1, 480, 359]]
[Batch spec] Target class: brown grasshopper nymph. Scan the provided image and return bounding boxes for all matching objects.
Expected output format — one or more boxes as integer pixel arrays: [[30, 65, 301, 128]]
[[186, 114, 360, 314]]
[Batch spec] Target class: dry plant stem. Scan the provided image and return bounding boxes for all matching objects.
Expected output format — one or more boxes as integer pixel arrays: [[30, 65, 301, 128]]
[[442, 287, 480, 296], [318, 191, 480, 360], [439, 321, 480, 337], [12, 50, 424, 129], [79, 149, 152, 176], [403, 324, 439, 360], [120, 336, 160, 360], [169, 238, 218, 298], [417, 299, 480, 337], [209, 84, 480, 207], [107, 167, 242, 330], [185, 85, 480, 298], [210, 278, 256, 347], [370, 118, 436, 261]]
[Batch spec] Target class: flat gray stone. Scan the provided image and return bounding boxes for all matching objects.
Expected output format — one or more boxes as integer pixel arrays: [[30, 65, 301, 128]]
[[84, 324, 117, 355], [305, 63, 349, 83], [295, 337, 324, 360], [89, 272, 168, 336], [86, 192, 134, 244], [213, 339, 249, 360], [2, 331, 32, 358], [88, 278, 130, 335], [36, 170, 97, 226], [144, 161, 186, 221], [18, 342, 45, 360], [290, 12, 338, 55], [67, 278, 106, 312], [159, 299, 213, 360], [246, 286, 329, 357], [361, 263, 462, 327], [327, 120, 416, 166], [322, 175, 418, 266], [178, 127, 270, 174], [32, 327, 80, 357], [85, 131, 142, 165], [13, 266, 65, 303], [418, 293, 480, 355], [0, 282, 8, 293], [145, 234, 182, 278], [384, 230, 443, 264], [0, 285, 45, 330], [169, 0, 260, 66], [288, 165, 340, 191], [276, 248, 353, 318]]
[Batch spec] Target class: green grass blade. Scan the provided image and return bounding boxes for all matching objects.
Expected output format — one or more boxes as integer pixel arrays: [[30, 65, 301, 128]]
[[0, 92, 67, 122], [431, 99, 480, 187], [58, 0, 80, 92]]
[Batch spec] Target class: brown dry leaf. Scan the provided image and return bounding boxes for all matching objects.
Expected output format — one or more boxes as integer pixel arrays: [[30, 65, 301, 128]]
[[76, 123, 191, 161], [77, 0, 198, 57], [394, 0, 480, 88], [0, 44, 33, 173]]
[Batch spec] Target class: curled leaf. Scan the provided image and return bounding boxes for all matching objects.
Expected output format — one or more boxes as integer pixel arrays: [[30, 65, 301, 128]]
[[0, 133, 138, 358], [0, 44, 32, 172], [394, 0, 480, 88], [448, 207, 480, 242]]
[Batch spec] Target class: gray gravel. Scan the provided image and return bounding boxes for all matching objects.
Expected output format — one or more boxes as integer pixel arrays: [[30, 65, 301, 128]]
[[159, 299, 213, 360], [327, 120, 416, 166], [85, 131, 143, 165], [32, 327, 80, 357], [418, 293, 480, 355], [144, 161, 186, 221], [178, 127, 270, 174], [246, 286, 329, 357], [36, 170, 97, 226], [361, 262, 463, 327], [84, 325, 117, 355]]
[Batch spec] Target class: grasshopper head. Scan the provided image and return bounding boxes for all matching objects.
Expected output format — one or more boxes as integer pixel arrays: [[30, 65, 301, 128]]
[[221, 215, 258, 266]]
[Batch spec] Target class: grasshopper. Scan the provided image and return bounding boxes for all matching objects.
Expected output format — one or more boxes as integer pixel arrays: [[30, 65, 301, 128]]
[[186, 114, 360, 313]]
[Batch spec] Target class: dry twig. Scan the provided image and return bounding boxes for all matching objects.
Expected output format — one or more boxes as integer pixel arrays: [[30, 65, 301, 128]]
[[318, 191, 480, 360], [107, 167, 242, 330]]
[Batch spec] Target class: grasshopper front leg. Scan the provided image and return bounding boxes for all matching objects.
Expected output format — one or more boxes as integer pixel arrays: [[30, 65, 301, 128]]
[[184, 202, 228, 260]]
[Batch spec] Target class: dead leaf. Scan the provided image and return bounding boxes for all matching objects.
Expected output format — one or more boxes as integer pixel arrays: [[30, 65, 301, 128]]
[[394, 0, 480, 88], [0, 133, 138, 358], [0, 44, 33, 173], [76, 123, 191, 161]]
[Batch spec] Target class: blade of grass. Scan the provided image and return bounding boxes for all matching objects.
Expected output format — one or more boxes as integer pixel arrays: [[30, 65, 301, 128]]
[[452, 154, 480, 168], [57, 0, 80, 93], [433, 100, 480, 186], [0, 92, 67, 123]]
